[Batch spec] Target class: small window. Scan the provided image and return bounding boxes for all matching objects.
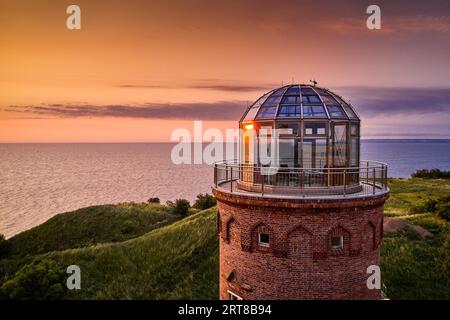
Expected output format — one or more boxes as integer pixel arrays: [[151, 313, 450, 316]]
[[304, 123, 326, 136], [228, 291, 243, 300], [259, 233, 270, 247], [277, 123, 298, 135], [331, 236, 343, 250]]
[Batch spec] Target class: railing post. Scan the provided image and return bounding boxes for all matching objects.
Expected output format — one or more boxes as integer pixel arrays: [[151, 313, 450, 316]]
[[230, 167, 233, 193], [366, 161, 369, 185], [214, 164, 217, 187], [343, 170, 347, 196], [372, 167, 376, 195], [261, 173, 265, 196]]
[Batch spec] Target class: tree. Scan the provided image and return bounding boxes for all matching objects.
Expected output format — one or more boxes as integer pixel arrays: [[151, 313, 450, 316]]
[[0, 234, 12, 259], [1, 258, 66, 300], [167, 199, 190, 216], [193, 193, 216, 210]]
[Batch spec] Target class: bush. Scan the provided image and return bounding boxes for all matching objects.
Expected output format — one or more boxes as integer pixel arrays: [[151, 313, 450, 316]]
[[409, 196, 450, 221], [147, 197, 160, 204], [0, 234, 12, 259], [435, 197, 450, 221], [1, 258, 66, 300], [167, 199, 190, 216], [412, 169, 450, 179], [193, 193, 216, 210]]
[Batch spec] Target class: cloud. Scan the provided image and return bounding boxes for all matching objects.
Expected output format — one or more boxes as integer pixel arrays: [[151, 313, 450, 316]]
[[320, 15, 450, 35], [334, 87, 450, 117], [4, 87, 450, 122], [5, 101, 248, 121], [118, 79, 275, 92]]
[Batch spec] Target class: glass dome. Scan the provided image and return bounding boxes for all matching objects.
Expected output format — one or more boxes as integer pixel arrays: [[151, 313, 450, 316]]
[[239, 84, 360, 170]]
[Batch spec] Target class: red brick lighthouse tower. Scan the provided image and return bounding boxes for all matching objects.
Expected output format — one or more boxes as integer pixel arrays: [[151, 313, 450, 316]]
[[213, 84, 389, 300]]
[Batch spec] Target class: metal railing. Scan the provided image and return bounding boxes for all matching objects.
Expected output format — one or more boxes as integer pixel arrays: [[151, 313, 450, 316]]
[[214, 160, 388, 197]]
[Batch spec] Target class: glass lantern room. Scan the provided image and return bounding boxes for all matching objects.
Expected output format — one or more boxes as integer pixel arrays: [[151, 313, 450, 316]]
[[239, 84, 360, 170]]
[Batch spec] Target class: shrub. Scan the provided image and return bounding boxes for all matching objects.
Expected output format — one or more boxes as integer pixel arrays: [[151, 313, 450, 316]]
[[147, 197, 160, 204], [1, 258, 66, 300], [435, 197, 450, 221], [409, 196, 450, 221], [193, 193, 216, 210], [0, 234, 12, 259], [167, 199, 190, 216], [412, 169, 450, 179]]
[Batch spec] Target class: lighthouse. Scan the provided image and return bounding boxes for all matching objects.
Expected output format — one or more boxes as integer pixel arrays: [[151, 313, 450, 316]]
[[213, 84, 389, 300]]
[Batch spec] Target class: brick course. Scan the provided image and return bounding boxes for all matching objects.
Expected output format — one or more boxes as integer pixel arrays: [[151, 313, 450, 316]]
[[213, 188, 388, 300]]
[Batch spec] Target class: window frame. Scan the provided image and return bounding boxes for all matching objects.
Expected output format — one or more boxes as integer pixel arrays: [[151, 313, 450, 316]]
[[228, 290, 243, 300], [331, 235, 344, 250], [258, 233, 270, 247]]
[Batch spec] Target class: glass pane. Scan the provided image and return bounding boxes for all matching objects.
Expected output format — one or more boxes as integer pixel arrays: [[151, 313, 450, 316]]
[[256, 106, 277, 119], [327, 105, 347, 118], [262, 95, 281, 106], [285, 86, 300, 95], [304, 123, 326, 135], [243, 107, 258, 121], [302, 95, 321, 104], [321, 95, 338, 105], [277, 123, 298, 135], [303, 105, 327, 118], [278, 105, 301, 118], [281, 95, 300, 104], [279, 139, 295, 168], [342, 104, 358, 119], [349, 137, 359, 166], [333, 95, 359, 119], [300, 86, 315, 95], [333, 125, 347, 167], [303, 138, 327, 168], [271, 87, 286, 96], [350, 125, 359, 136]]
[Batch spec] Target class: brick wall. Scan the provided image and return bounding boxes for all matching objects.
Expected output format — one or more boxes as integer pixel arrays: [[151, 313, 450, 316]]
[[214, 189, 388, 300]]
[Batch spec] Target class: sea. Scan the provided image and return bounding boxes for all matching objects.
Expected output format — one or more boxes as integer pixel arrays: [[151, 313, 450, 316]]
[[1, 140, 449, 238]]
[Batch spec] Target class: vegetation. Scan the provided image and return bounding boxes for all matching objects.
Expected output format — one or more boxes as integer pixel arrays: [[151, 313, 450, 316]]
[[411, 169, 450, 179], [0, 182, 449, 300], [166, 199, 191, 216], [0, 234, 12, 259], [1, 258, 66, 300], [193, 193, 217, 210], [147, 197, 160, 204], [381, 214, 450, 299], [6, 202, 178, 257], [384, 178, 450, 216], [409, 195, 450, 221]]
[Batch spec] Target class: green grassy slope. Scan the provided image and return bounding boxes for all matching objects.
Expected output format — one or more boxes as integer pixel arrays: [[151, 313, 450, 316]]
[[51, 208, 219, 299], [385, 178, 450, 216], [9, 203, 178, 257], [1, 178, 449, 300]]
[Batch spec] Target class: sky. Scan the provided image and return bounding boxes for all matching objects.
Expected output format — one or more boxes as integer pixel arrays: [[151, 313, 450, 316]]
[[0, 0, 449, 142]]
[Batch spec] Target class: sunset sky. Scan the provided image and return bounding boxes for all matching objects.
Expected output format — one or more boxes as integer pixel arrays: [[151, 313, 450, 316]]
[[1, 0, 449, 142]]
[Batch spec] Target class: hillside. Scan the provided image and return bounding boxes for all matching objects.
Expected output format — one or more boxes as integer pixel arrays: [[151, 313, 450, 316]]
[[1, 178, 449, 299], [8, 202, 180, 257]]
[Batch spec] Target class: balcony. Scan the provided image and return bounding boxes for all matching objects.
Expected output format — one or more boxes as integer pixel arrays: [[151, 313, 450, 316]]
[[213, 160, 388, 199]]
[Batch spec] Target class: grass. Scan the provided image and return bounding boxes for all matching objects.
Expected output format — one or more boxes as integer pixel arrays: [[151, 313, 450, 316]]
[[1, 178, 449, 299], [50, 208, 219, 299], [8, 202, 179, 257], [385, 178, 450, 216], [381, 214, 450, 299]]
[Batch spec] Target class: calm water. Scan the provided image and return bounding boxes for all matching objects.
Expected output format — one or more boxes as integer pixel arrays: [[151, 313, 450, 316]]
[[1, 141, 449, 238]]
